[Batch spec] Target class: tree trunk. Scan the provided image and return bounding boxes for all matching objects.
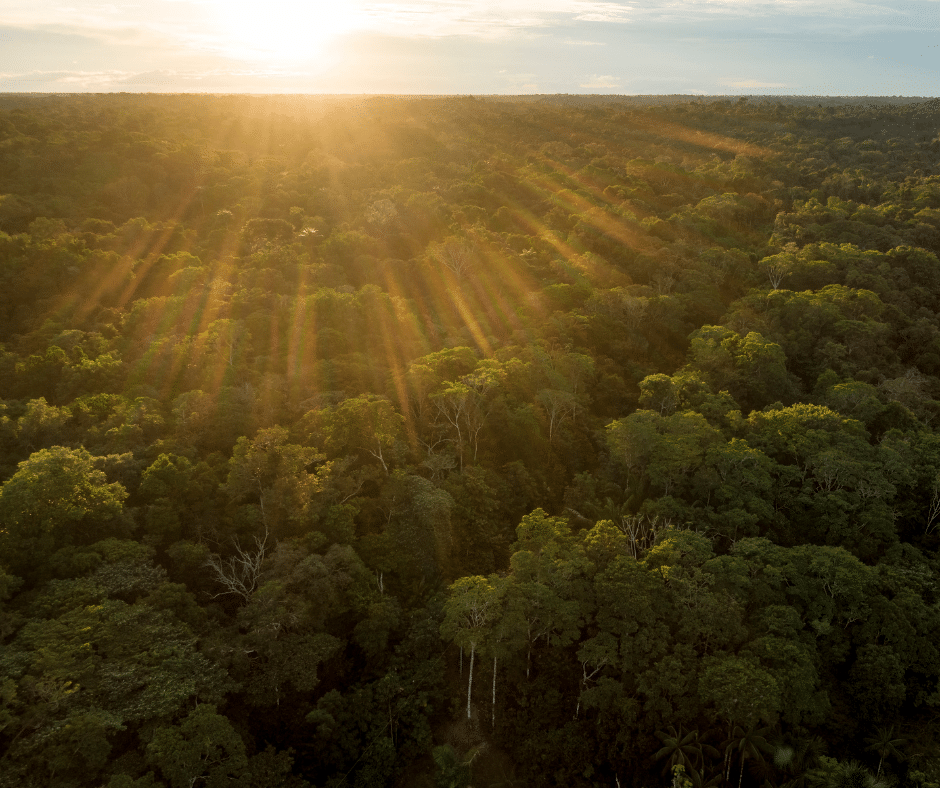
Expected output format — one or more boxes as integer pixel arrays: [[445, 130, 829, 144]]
[[724, 723, 733, 782], [466, 642, 475, 720], [369, 443, 389, 475], [492, 654, 497, 728]]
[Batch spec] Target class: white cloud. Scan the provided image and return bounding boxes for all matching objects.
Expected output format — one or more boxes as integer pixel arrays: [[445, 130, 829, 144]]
[[726, 79, 787, 88], [573, 2, 633, 22], [0, 69, 131, 86], [0, 66, 321, 91], [580, 73, 620, 88], [0, 0, 935, 64], [497, 71, 540, 90], [634, 0, 909, 27], [0, 1, 634, 46]]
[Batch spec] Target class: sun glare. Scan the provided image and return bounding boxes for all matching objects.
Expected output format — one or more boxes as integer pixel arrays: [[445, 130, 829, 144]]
[[211, 0, 364, 62]]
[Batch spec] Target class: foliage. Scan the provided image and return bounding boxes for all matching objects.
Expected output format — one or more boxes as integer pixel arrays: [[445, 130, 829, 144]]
[[1, 93, 940, 787]]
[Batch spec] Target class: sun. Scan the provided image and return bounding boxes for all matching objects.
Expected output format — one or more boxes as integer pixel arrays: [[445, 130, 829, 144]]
[[210, 0, 364, 63]]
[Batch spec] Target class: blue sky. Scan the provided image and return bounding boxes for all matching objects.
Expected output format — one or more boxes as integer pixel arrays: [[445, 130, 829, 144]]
[[0, 0, 938, 94]]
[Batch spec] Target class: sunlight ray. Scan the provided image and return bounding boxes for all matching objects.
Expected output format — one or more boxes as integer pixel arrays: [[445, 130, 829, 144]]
[[286, 293, 320, 406]]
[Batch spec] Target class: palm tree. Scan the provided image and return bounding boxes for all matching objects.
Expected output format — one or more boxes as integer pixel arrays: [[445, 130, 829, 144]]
[[691, 765, 725, 788], [773, 735, 827, 788], [806, 758, 888, 788], [656, 726, 721, 788], [656, 725, 704, 773], [724, 725, 773, 788], [864, 726, 905, 778]]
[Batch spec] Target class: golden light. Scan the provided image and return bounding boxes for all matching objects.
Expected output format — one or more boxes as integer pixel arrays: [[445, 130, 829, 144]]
[[209, 0, 365, 62]]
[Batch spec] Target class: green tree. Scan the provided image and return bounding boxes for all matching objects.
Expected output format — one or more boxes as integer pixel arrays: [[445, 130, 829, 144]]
[[14, 397, 71, 451], [758, 248, 797, 290], [699, 654, 781, 732], [217, 539, 362, 707], [744, 607, 828, 727], [430, 368, 500, 471], [146, 705, 248, 788], [221, 426, 326, 536], [432, 743, 473, 788], [607, 409, 721, 498], [686, 326, 796, 411], [501, 574, 579, 679], [654, 725, 707, 773], [440, 575, 501, 720], [806, 757, 887, 788], [864, 726, 905, 778], [0, 446, 127, 577], [4, 581, 226, 785], [313, 394, 405, 474], [724, 725, 773, 788]]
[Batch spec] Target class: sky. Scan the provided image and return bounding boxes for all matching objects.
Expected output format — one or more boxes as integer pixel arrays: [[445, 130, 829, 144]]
[[0, 0, 938, 95]]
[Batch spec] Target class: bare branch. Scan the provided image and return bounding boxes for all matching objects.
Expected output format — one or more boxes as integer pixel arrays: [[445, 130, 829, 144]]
[[204, 524, 269, 602], [927, 472, 940, 536], [434, 239, 476, 277], [616, 514, 666, 560]]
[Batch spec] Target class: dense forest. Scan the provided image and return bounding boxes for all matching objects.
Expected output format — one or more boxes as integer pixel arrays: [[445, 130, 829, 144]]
[[2, 92, 940, 788]]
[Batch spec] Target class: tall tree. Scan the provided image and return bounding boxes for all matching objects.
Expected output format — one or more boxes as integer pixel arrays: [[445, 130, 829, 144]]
[[440, 575, 501, 720]]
